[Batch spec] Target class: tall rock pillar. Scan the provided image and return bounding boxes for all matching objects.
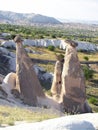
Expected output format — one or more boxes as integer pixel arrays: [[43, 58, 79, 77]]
[[14, 35, 45, 106], [51, 55, 63, 100], [61, 40, 92, 113]]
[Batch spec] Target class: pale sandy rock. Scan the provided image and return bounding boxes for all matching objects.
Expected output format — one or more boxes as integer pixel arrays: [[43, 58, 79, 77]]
[[76, 41, 97, 51], [23, 39, 36, 46], [59, 40, 66, 49], [1, 72, 16, 97], [1, 39, 97, 51], [1, 33, 11, 37]]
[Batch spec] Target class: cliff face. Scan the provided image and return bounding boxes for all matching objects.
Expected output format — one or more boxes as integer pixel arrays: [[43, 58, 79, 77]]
[[1, 39, 98, 51]]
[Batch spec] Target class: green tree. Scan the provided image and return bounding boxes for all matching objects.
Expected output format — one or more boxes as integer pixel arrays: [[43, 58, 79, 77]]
[[84, 56, 89, 61], [48, 45, 55, 51], [83, 66, 94, 80]]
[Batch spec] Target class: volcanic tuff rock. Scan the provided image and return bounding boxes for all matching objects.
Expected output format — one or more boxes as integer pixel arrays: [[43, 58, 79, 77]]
[[1, 39, 98, 51], [61, 40, 92, 113], [51, 60, 63, 100], [14, 35, 45, 106]]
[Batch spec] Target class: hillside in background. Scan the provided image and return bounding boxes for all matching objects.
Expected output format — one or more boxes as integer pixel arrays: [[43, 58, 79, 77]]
[[0, 10, 62, 25]]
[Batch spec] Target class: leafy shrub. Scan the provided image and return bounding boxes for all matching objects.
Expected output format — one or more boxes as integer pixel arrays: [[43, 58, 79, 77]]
[[51, 34, 56, 38], [48, 45, 55, 51], [84, 56, 89, 61], [83, 66, 94, 80], [88, 97, 97, 105]]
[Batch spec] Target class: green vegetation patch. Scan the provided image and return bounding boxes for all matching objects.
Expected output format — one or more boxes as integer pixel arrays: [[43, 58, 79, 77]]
[[88, 97, 98, 105]]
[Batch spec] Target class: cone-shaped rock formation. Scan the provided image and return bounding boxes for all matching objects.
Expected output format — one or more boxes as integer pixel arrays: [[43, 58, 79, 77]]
[[61, 40, 92, 113], [14, 35, 45, 106]]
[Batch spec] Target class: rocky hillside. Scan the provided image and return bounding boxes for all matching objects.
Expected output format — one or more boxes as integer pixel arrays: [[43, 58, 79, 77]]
[[1, 39, 98, 51], [0, 10, 62, 25], [0, 46, 53, 90]]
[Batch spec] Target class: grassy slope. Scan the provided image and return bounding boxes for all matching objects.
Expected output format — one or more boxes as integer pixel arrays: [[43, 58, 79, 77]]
[[0, 105, 58, 126]]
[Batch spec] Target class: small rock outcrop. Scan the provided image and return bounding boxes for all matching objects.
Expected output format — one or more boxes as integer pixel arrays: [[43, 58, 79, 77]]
[[1, 72, 16, 98], [61, 40, 92, 113], [14, 35, 45, 106]]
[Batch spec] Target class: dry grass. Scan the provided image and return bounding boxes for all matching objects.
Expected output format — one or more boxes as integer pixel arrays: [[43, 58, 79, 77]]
[[78, 52, 98, 61], [0, 105, 58, 126], [29, 47, 98, 63], [38, 63, 54, 73], [28, 47, 56, 61]]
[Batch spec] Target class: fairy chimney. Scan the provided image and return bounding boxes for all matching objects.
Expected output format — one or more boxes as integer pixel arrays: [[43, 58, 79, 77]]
[[14, 35, 45, 106], [51, 54, 64, 100], [61, 40, 92, 113]]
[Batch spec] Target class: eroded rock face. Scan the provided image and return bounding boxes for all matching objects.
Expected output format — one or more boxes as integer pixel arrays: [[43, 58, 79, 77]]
[[14, 35, 45, 106], [51, 60, 63, 100], [0, 74, 5, 84], [61, 40, 92, 113]]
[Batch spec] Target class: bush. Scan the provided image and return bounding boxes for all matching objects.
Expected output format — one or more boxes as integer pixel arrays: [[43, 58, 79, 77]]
[[88, 97, 97, 105], [51, 34, 56, 38], [48, 45, 55, 51], [84, 56, 89, 61], [83, 66, 94, 80]]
